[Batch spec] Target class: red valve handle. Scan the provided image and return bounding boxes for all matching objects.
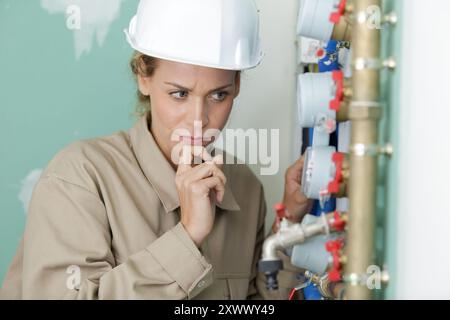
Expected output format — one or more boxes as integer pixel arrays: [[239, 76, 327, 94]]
[[330, 70, 344, 112], [328, 269, 342, 283], [274, 203, 286, 219], [274, 203, 286, 227], [331, 211, 346, 232], [329, 0, 347, 24], [328, 152, 345, 194], [325, 238, 345, 282]]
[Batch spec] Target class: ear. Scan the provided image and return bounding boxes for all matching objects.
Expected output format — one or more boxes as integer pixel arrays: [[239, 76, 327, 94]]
[[233, 71, 241, 98], [137, 74, 151, 96]]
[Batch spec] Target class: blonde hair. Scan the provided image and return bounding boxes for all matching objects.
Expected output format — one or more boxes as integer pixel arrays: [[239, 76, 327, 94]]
[[130, 51, 158, 117]]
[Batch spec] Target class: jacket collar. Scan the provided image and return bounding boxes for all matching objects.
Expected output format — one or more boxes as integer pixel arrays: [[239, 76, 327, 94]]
[[129, 112, 241, 213]]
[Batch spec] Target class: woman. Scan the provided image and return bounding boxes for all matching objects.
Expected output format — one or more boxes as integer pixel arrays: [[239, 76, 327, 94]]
[[1, 0, 311, 299]]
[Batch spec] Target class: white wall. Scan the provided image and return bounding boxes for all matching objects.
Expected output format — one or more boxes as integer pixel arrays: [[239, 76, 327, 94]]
[[395, 0, 450, 299], [226, 0, 300, 231]]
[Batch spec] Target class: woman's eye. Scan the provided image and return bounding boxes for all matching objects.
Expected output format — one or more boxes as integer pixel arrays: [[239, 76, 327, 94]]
[[211, 91, 229, 102], [170, 91, 188, 100]]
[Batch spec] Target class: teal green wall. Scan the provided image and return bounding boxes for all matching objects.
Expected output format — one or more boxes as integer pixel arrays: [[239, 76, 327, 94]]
[[0, 0, 139, 284], [378, 0, 403, 299]]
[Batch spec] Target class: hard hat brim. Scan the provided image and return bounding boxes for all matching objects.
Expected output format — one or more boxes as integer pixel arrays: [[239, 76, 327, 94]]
[[124, 28, 264, 71]]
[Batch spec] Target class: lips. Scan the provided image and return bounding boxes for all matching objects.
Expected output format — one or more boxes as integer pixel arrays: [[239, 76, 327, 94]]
[[180, 136, 209, 146]]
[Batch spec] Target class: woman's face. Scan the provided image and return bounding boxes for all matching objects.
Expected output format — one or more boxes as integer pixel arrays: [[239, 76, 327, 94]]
[[138, 58, 240, 165]]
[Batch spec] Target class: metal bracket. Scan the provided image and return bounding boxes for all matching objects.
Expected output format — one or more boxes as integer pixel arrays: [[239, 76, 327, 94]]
[[353, 57, 396, 71], [349, 101, 382, 108], [343, 267, 390, 287], [350, 143, 394, 157], [343, 272, 368, 287], [382, 12, 398, 26]]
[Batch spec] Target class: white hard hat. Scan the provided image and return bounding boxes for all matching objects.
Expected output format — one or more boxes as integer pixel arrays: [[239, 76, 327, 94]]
[[124, 0, 264, 71]]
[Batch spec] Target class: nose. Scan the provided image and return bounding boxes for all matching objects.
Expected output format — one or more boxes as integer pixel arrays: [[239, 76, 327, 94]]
[[186, 97, 209, 130]]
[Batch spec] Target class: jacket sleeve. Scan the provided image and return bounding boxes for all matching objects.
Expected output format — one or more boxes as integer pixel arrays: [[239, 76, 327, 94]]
[[247, 185, 304, 300], [21, 174, 213, 299]]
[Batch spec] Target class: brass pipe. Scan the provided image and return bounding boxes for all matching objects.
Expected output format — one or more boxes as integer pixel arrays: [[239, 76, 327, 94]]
[[339, 154, 350, 198], [332, 1, 355, 43], [336, 103, 349, 122], [336, 80, 352, 122], [304, 271, 347, 300], [345, 0, 382, 300], [332, 15, 353, 42]]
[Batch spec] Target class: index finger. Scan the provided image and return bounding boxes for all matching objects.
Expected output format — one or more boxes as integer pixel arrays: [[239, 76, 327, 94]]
[[286, 154, 306, 178], [189, 144, 214, 165], [177, 143, 194, 174]]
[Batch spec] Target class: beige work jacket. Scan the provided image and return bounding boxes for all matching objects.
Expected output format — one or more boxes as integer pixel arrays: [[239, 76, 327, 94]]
[[1, 113, 301, 300]]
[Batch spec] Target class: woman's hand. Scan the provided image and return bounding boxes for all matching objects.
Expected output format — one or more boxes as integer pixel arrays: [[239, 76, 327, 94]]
[[282, 154, 313, 223], [175, 144, 226, 247]]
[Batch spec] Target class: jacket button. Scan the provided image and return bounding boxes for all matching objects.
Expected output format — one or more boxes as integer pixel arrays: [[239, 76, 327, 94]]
[[197, 280, 206, 288]]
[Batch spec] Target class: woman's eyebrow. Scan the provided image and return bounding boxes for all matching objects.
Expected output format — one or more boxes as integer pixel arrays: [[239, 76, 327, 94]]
[[208, 84, 233, 94], [164, 82, 233, 94], [164, 82, 193, 92]]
